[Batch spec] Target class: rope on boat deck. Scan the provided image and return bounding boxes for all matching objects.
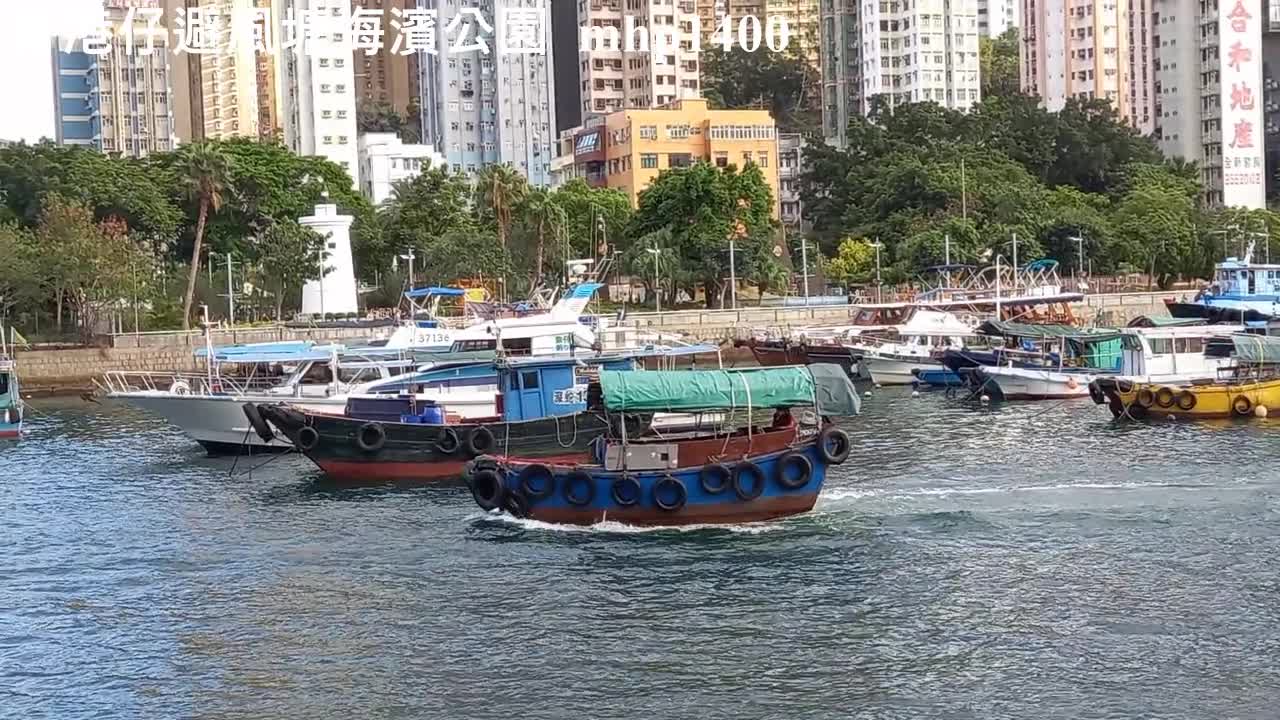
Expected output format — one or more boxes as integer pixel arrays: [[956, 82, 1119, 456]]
[[227, 426, 253, 478]]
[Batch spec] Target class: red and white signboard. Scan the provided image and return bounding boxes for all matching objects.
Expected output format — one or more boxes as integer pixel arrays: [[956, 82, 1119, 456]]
[[1220, 0, 1266, 208]]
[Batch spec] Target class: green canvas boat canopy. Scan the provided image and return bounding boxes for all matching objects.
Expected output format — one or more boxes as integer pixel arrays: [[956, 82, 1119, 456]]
[[977, 320, 1122, 342], [597, 364, 860, 416], [1232, 333, 1280, 364]]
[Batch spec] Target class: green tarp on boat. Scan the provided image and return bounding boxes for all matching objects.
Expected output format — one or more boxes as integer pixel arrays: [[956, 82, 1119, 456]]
[[977, 320, 1122, 342], [598, 364, 861, 416], [1232, 333, 1280, 364]]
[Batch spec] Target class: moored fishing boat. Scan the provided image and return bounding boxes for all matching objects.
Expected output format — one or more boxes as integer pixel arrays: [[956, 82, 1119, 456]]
[[953, 321, 1122, 400], [0, 327, 22, 439], [464, 364, 860, 526], [854, 310, 976, 385]]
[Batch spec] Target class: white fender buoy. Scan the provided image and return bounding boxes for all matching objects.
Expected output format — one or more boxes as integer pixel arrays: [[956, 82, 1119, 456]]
[[1167, 414, 1176, 421], [911, 391, 920, 398], [1256, 405, 1269, 418], [980, 394, 991, 404], [874, 383, 883, 389], [863, 390, 872, 397]]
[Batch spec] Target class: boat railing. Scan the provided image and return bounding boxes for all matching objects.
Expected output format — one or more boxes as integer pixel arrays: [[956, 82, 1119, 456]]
[[97, 370, 284, 397]]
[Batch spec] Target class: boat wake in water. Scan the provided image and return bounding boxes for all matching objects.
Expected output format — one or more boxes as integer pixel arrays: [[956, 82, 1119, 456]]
[[469, 511, 788, 535]]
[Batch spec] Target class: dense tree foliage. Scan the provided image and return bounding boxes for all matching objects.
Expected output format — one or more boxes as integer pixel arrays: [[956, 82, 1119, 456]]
[[979, 29, 1020, 99], [702, 45, 820, 134]]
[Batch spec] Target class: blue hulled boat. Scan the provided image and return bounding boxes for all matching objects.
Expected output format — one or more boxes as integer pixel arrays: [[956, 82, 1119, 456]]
[[0, 328, 22, 438], [465, 364, 860, 526]]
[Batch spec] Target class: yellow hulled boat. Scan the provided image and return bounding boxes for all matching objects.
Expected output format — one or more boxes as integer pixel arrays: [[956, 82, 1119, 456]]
[[1092, 333, 1280, 419]]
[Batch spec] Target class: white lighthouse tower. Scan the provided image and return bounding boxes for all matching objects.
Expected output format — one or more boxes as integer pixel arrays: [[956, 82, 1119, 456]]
[[299, 197, 359, 317]]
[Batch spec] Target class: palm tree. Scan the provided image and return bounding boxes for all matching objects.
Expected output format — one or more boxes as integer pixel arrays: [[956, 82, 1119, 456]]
[[520, 189, 567, 285], [476, 164, 528, 251], [177, 143, 231, 330]]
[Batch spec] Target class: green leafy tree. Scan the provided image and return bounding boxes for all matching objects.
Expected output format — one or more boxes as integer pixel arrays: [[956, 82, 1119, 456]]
[[548, 179, 633, 260], [475, 164, 529, 251], [517, 188, 568, 285], [702, 44, 819, 133], [255, 220, 328, 319], [377, 163, 476, 287], [0, 223, 37, 321], [176, 142, 232, 330], [823, 237, 877, 286], [979, 28, 1021, 98], [357, 101, 420, 143]]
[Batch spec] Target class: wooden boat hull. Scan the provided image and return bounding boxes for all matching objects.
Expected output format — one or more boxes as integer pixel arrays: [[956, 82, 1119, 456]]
[[1093, 376, 1280, 419], [736, 340, 809, 367], [466, 426, 846, 527], [258, 404, 614, 484]]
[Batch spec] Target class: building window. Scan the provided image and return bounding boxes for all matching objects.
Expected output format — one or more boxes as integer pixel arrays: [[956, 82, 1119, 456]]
[[339, 135, 348, 144], [757, 152, 768, 167], [335, 58, 345, 68], [640, 153, 658, 168], [639, 125, 657, 139], [335, 84, 346, 93], [337, 109, 348, 119], [320, 84, 331, 93], [321, 109, 332, 119], [323, 135, 332, 144]]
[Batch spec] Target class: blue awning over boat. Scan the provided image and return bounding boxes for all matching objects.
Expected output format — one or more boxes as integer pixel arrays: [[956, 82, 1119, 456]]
[[195, 340, 340, 362], [405, 286, 466, 298]]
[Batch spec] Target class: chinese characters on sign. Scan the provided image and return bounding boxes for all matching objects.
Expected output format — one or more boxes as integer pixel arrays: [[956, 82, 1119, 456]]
[[1220, 0, 1266, 208], [68, 2, 549, 58], [553, 387, 589, 406]]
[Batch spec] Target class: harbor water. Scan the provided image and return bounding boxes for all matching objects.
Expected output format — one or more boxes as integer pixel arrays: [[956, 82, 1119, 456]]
[[4, 393, 1280, 719]]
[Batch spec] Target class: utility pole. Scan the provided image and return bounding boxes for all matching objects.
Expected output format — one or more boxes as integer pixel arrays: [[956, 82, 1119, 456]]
[[225, 253, 235, 328], [944, 233, 951, 288], [729, 239, 737, 310], [646, 247, 661, 313], [871, 239, 883, 303], [400, 247, 416, 290], [960, 157, 967, 221], [801, 235, 810, 304]]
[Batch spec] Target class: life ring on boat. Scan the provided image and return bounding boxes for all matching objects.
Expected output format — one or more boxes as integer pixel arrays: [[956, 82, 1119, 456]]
[[356, 422, 386, 452], [775, 451, 813, 490], [699, 463, 732, 494], [241, 403, 275, 443], [817, 427, 852, 465], [732, 462, 767, 501], [464, 426, 496, 456], [1232, 395, 1253, 416], [435, 427, 461, 455], [502, 489, 530, 518], [1066, 376, 1079, 390], [296, 425, 320, 451], [169, 380, 191, 396], [1176, 390, 1197, 411], [611, 475, 641, 506], [1135, 388, 1156, 409], [653, 475, 688, 512], [1154, 387, 1176, 409], [563, 470, 596, 506], [469, 468, 506, 511], [517, 463, 556, 501]]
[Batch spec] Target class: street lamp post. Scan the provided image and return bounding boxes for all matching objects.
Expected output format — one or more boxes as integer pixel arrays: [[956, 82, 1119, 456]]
[[869, 240, 883, 303], [646, 247, 661, 313], [1069, 235, 1086, 286], [399, 248, 416, 289], [728, 239, 737, 310]]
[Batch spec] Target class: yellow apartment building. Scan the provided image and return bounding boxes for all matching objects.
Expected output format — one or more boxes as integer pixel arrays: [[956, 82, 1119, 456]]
[[599, 99, 781, 217]]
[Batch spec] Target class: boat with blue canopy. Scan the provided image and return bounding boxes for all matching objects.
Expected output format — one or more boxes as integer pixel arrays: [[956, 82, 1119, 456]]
[[464, 364, 859, 526]]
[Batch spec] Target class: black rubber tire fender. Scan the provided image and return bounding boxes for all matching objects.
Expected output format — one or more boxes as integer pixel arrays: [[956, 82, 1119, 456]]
[[732, 462, 767, 501], [653, 475, 688, 512], [502, 489, 531, 518], [242, 403, 275, 443], [817, 426, 852, 465], [435, 427, 461, 455], [1233, 395, 1253, 416], [1154, 387, 1176, 409], [465, 426, 496, 457], [563, 470, 596, 507], [611, 475, 641, 506], [1176, 390, 1197, 411], [1135, 387, 1156, 409], [355, 422, 387, 453], [469, 468, 506, 511], [1088, 381, 1105, 405], [296, 425, 321, 451], [699, 463, 732, 495], [517, 463, 556, 501], [775, 451, 813, 490]]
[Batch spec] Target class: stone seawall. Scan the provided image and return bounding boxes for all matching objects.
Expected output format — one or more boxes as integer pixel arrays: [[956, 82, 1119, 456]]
[[18, 347, 202, 394]]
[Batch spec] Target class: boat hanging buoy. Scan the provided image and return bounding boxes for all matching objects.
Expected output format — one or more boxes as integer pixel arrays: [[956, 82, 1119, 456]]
[[863, 390, 872, 397], [911, 391, 920, 398], [1167, 414, 1176, 421], [1256, 405, 1269, 418], [980, 394, 991, 404], [874, 383, 882, 389]]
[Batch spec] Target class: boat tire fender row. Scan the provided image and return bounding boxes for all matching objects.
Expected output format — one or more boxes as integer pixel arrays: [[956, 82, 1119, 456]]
[[1176, 391, 1197, 411], [1088, 381, 1105, 405], [1154, 387, 1176, 409], [700, 464, 732, 495], [653, 475, 688, 512], [470, 468, 505, 511], [296, 425, 321, 451], [818, 426, 852, 465], [502, 489, 530, 518], [435, 427, 461, 455], [241, 403, 275, 443], [1233, 395, 1253, 416], [517, 464, 556, 501], [466, 426, 496, 457], [356, 422, 386, 453], [563, 470, 596, 507], [733, 462, 767, 501], [611, 475, 641, 506], [775, 451, 813, 490], [1135, 388, 1156, 409]]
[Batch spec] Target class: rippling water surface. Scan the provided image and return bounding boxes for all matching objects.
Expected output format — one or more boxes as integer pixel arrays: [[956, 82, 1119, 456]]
[[4, 392, 1280, 719]]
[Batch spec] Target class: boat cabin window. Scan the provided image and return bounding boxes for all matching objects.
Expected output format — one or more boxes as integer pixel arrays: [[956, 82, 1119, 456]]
[[521, 371, 539, 389], [454, 340, 497, 352], [337, 366, 380, 384], [300, 362, 334, 384], [0, 373, 7, 395], [1148, 338, 1173, 355], [1174, 337, 1205, 354], [502, 338, 533, 355]]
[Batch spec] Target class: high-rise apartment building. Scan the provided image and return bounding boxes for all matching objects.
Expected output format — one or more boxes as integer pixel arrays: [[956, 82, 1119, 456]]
[[417, 0, 557, 185], [577, 0, 702, 120], [978, 0, 1017, 36], [600, 98, 781, 216], [51, 0, 178, 157], [276, 0, 361, 183], [821, 0, 983, 146], [349, 0, 419, 117], [1154, 0, 1266, 208], [1019, 0, 1155, 134]]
